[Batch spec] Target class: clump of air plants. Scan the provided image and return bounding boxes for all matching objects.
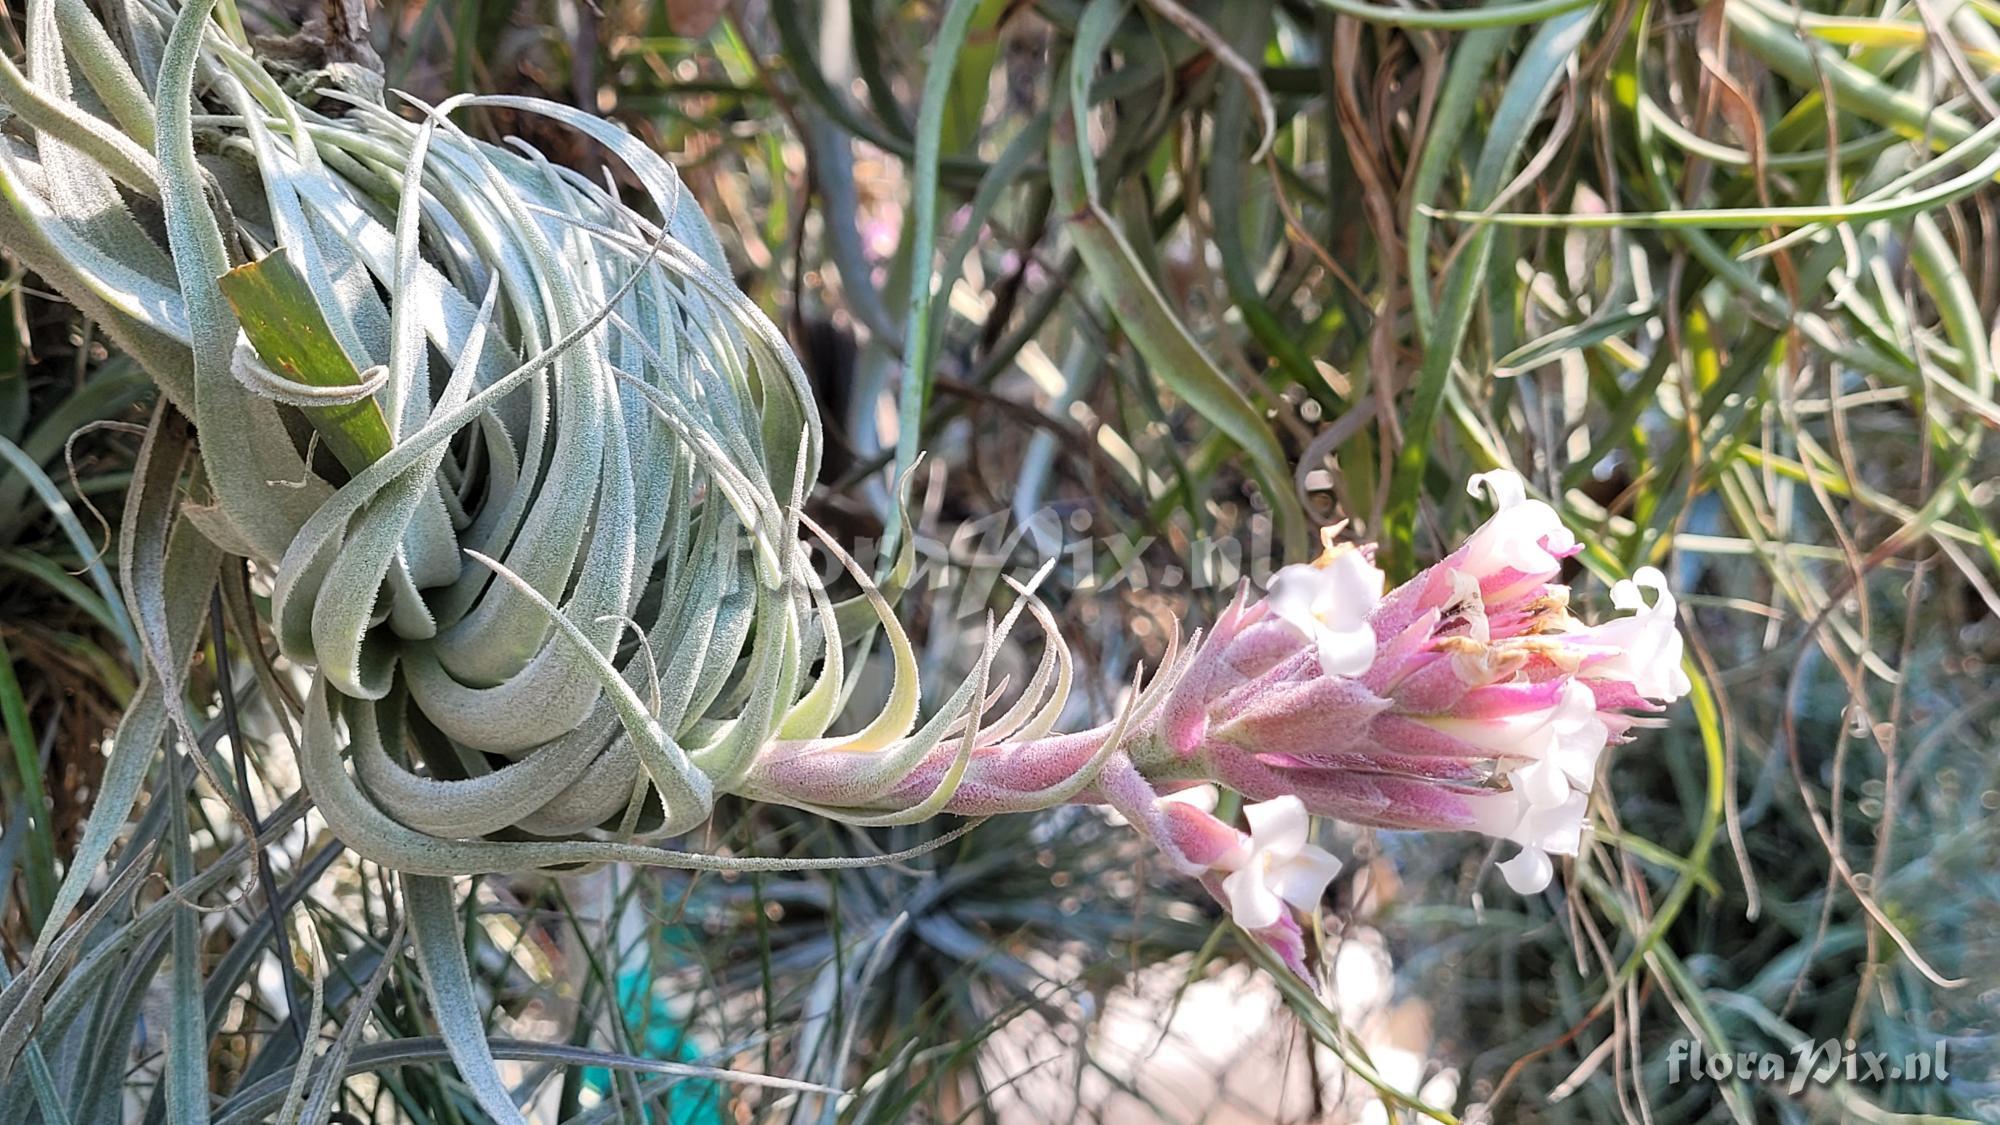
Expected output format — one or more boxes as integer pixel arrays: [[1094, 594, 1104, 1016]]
[[0, 0, 1688, 1118]]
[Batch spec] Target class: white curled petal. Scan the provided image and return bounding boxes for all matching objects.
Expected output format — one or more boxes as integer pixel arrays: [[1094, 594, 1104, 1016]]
[[1314, 551, 1385, 675], [1632, 566, 1672, 600], [1470, 787, 1588, 858], [1106, 783, 1219, 828], [1265, 564, 1326, 635], [1609, 578, 1646, 613], [1578, 567, 1692, 702], [1272, 845, 1343, 910], [1264, 553, 1383, 675], [1168, 784, 1220, 814], [1468, 469, 1528, 509], [1431, 704, 1560, 759], [1631, 568, 1692, 700], [1498, 847, 1555, 894], [1314, 623, 1377, 678], [1550, 681, 1610, 786], [1460, 500, 1573, 580], [1244, 796, 1311, 856], [1510, 758, 1570, 810], [1513, 790, 1589, 856], [1319, 549, 1386, 618], [1221, 866, 1285, 931]]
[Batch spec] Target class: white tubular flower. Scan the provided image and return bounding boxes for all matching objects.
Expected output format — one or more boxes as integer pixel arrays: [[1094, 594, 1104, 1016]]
[[1430, 680, 1610, 798], [1454, 681, 1607, 895], [1461, 469, 1576, 581], [1219, 797, 1344, 931], [1472, 788, 1590, 894], [1265, 548, 1385, 677], [1578, 566, 1692, 703]]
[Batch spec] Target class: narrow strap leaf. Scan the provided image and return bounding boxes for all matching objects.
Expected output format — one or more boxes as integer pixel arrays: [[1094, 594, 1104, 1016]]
[[402, 874, 528, 1125]]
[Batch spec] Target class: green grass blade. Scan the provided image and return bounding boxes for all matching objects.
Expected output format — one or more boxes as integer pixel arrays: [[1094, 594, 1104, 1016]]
[[0, 635, 54, 933], [1384, 8, 1593, 571]]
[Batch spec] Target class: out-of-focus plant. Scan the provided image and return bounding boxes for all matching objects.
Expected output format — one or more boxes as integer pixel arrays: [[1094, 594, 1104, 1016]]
[[640, 804, 1219, 1120], [0, 290, 148, 944]]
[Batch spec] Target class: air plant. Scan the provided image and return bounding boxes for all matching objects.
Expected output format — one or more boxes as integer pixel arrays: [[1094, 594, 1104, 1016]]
[[0, 0, 1695, 1119]]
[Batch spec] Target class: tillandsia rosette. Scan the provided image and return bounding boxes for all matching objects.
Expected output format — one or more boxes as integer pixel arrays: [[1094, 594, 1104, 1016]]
[[0, 0, 1691, 1113]]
